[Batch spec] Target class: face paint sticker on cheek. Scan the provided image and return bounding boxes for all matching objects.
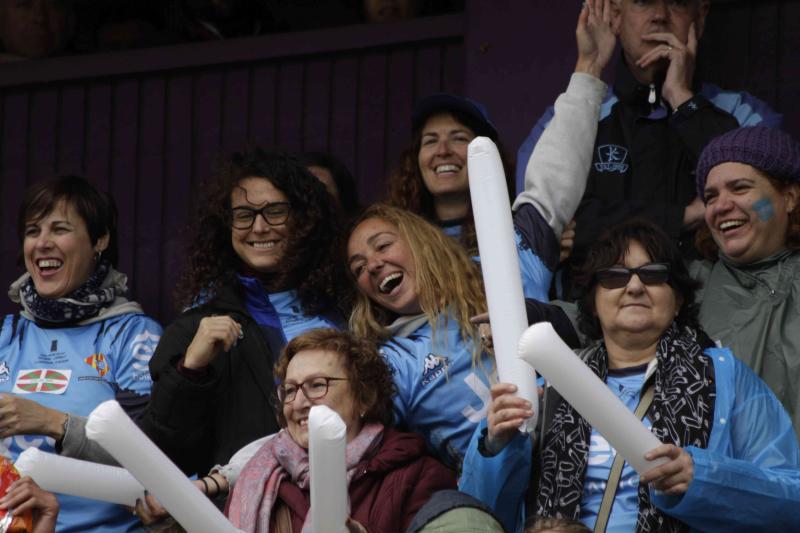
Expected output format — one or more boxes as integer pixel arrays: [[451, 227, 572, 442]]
[[752, 198, 775, 221]]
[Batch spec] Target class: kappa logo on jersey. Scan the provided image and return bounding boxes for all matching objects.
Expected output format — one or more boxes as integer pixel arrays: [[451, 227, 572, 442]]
[[421, 353, 448, 386], [13, 369, 71, 394], [84, 353, 109, 377], [594, 144, 629, 173], [0, 362, 9, 384], [131, 330, 160, 371]]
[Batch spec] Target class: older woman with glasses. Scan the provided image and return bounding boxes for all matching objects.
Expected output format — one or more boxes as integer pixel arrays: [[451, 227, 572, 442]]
[[140, 148, 345, 483], [226, 328, 456, 532], [461, 219, 800, 532]]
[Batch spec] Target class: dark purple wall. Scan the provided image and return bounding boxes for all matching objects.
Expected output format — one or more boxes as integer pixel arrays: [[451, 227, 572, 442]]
[[1, 1, 798, 323], [0, 15, 464, 322]]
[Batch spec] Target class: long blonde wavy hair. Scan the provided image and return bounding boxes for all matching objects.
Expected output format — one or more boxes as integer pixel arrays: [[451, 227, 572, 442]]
[[347, 204, 489, 367]]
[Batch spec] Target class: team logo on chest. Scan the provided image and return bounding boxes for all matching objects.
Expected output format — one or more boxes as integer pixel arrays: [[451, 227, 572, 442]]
[[421, 353, 449, 386], [13, 369, 72, 394], [84, 353, 109, 377], [594, 144, 629, 173], [0, 362, 10, 384]]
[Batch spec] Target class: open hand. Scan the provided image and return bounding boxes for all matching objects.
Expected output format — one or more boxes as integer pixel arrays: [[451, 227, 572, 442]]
[[575, 0, 616, 78], [637, 23, 698, 109]]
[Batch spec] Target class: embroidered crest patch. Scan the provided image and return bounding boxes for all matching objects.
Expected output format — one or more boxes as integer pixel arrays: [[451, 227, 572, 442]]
[[594, 144, 630, 173]]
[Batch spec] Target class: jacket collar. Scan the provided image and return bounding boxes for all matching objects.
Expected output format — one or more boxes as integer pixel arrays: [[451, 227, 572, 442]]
[[615, 56, 663, 113], [613, 55, 703, 115]]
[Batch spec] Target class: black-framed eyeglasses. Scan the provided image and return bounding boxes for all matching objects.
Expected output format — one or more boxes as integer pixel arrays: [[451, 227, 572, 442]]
[[278, 376, 348, 404], [595, 263, 670, 289], [230, 203, 290, 229]]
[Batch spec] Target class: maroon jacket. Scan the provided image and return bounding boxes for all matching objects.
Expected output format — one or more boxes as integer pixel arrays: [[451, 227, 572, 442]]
[[275, 429, 457, 531]]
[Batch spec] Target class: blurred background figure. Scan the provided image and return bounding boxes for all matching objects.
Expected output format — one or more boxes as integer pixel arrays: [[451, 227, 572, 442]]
[[362, 0, 418, 23], [299, 151, 361, 219], [0, 0, 75, 61]]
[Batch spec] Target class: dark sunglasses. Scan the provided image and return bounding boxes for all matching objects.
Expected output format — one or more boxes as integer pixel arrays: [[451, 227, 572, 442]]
[[595, 263, 670, 289]]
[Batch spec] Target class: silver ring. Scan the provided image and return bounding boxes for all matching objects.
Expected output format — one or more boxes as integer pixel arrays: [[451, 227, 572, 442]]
[[667, 45, 673, 51]]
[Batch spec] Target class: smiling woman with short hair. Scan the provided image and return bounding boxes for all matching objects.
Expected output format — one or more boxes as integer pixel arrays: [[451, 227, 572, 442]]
[[0, 175, 162, 531]]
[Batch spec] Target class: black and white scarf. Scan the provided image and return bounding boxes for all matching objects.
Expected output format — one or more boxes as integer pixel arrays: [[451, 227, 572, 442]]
[[18, 261, 119, 324], [535, 324, 716, 533]]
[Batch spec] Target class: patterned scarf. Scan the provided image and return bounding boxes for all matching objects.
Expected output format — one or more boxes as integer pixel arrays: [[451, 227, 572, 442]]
[[226, 423, 384, 533], [18, 261, 119, 324], [535, 324, 715, 533]]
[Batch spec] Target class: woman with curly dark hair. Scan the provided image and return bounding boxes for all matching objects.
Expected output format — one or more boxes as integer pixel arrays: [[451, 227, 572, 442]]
[[141, 147, 345, 480]]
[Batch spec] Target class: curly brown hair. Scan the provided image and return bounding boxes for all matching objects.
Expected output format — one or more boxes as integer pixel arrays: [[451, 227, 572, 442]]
[[174, 147, 344, 313], [273, 328, 396, 427], [385, 109, 515, 256], [695, 176, 800, 259]]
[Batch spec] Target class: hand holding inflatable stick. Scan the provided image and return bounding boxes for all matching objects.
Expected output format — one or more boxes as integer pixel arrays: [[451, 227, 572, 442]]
[[518, 322, 667, 475]]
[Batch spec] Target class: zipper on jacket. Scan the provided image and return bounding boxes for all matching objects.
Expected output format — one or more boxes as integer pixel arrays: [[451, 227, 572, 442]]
[[648, 83, 656, 105]]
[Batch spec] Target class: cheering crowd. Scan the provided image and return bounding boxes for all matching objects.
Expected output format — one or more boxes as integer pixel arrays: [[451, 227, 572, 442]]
[[1, 0, 799, 532]]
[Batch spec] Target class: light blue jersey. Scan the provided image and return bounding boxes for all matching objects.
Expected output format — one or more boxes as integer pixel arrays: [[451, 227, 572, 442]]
[[380, 314, 493, 469], [0, 313, 162, 532], [439, 208, 554, 303], [582, 369, 649, 532]]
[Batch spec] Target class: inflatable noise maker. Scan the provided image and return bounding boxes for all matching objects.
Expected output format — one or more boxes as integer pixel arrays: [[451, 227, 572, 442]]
[[518, 322, 668, 475], [308, 405, 348, 533], [468, 136, 539, 433], [14, 448, 145, 506], [84, 400, 243, 533]]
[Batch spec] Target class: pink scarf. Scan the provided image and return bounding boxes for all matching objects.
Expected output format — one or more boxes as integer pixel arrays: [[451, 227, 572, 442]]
[[226, 424, 384, 533]]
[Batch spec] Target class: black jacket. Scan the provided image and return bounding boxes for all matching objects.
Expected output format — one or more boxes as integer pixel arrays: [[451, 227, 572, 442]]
[[572, 59, 742, 263], [141, 279, 281, 476]]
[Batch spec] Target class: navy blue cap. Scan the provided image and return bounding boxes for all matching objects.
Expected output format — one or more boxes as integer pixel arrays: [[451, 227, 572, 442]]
[[411, 93, 499, 141]]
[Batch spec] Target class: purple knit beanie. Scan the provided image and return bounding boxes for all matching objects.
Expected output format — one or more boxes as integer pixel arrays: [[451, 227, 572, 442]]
[[696, 126, 800, 198]]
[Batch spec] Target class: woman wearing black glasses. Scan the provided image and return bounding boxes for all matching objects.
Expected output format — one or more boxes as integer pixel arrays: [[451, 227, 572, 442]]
[[461, 218, 800, 532], [141, 148, 345, 481], [226, 328, 457, 532]]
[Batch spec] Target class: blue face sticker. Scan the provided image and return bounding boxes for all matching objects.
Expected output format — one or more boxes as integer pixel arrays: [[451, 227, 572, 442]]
[[752, 198, 775, 221]]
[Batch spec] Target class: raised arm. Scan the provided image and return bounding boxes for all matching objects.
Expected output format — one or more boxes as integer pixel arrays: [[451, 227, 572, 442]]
[[513, 0, 613, 238]]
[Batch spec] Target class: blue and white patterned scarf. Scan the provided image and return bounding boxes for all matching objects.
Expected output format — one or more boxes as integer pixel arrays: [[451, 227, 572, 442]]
[[18, 261, 119, 324]]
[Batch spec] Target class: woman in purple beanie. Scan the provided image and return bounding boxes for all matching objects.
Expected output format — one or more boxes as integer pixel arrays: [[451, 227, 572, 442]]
[[693, 125, 800, 437]]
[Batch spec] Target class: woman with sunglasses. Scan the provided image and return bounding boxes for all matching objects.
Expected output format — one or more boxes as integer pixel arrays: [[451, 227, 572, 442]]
[[461, 219, 800, 532], [140, 148, 344, 480], [226, 328, 456, 532]]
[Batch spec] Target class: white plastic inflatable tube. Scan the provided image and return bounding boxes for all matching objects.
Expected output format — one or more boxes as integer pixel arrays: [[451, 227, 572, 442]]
[[468, 136, 539, 432], [14, 448, 144, 506], [518, 322, 668, 474], [85, 400, 241, 533], [308, 405, 348, 533]]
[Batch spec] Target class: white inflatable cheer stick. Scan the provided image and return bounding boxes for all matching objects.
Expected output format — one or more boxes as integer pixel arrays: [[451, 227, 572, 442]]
[[15, 448, 144, 506], [308, 405, 348, 533], [469, 136, 539, 432], [86, 400, 241, 533], [518, 322, 667, 475]]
